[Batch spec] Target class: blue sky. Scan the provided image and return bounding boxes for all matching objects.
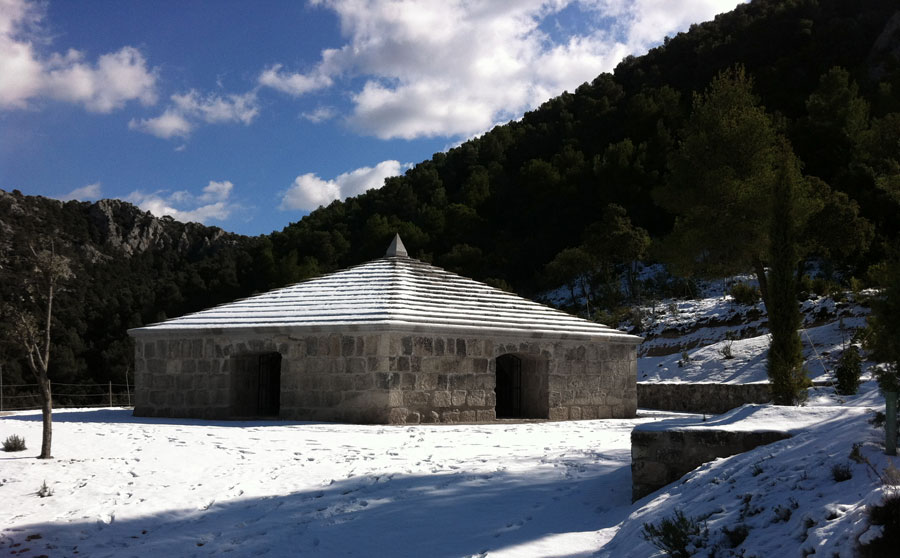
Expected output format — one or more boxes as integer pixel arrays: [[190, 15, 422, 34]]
[[0, 0, 743, 236]]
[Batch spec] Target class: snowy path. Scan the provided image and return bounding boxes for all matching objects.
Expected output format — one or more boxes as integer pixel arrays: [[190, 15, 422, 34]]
[[0, 409, 673, 557]]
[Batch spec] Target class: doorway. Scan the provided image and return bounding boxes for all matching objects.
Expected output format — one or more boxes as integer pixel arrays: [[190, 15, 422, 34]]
[[232, 352, 282, 417], [494, 353, 549, 419], [495, 354, 522, 418]]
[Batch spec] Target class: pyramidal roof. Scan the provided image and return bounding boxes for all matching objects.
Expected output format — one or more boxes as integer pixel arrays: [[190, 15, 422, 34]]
[[131, 235, 640, 342]]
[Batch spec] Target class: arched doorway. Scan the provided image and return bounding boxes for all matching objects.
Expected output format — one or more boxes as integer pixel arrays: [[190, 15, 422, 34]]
[[232, 352, 282, 417], [495, 353, 549, 419]]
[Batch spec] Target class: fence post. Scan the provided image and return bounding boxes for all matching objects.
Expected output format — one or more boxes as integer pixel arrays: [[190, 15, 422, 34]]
[[125, 367, 131, 407], [1, 363, 3, 413], [109, 381, 113, 407]]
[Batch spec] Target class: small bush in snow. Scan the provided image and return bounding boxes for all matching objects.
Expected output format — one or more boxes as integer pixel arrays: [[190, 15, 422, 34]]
[[641, 509, 708, 558], [835, 345, 862, 395], [730, 282, 761, 306], [2, 434, 26, 452], [721, 523, 749, 548], [850, 443, 866, 463], [36, 480, 53, 498], [884, 462, 900, 487], [859, 493, 900, 558], [831, 462, 852, 482]]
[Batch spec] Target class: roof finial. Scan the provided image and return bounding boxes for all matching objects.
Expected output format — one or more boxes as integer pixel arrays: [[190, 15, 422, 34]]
[[385, 233, 408, 257]]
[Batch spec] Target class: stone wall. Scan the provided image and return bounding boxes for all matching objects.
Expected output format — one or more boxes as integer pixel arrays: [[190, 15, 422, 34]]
[[631, 427, 791, 501], [637, 382, 772, 414], [132, 328, 638, 424]]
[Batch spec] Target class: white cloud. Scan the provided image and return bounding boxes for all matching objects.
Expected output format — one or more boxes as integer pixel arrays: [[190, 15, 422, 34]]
[[0, 0, 157, 111], [260, 0, 743, 140], [258, 63, 332, 96], [280, 160, 407, 211], [301, 105, 338, 124], [130, 89, 260, 139], [129, 108, 193, 139], [59, 182, 102, 201], [127, 180, 238, 224], [172, 90, 259, 125]]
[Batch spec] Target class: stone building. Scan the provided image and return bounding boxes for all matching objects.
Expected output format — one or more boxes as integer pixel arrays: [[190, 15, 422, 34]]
[[128, 235, 641, 424]]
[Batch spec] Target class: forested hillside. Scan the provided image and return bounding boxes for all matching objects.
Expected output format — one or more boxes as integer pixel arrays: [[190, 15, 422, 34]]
[[271, 0, 900, 292], [0, 190, 271, 386], [2, 0, 899, 386]]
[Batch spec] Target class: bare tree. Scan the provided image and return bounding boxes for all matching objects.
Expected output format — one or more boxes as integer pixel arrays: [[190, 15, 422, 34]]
[[1, 243, 72, 459]]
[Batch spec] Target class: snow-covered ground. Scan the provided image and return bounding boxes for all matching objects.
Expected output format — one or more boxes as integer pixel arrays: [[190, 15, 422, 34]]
[[2, 287, 897, 557], [1, 408, 675, 557]]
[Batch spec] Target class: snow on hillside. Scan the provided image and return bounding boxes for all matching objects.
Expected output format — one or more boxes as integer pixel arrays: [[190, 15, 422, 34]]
[[1, 288, 897, 557]]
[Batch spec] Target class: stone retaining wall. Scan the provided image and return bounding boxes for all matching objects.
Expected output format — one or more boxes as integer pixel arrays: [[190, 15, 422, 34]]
[[133, 329, 638, 424], [637, 382, 772, 414], [631, 428, 791, 501]]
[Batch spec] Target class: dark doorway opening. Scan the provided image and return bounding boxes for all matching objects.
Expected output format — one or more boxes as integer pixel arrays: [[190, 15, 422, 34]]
[[495, 354, 522, 418], [232, 352, 282, 417]]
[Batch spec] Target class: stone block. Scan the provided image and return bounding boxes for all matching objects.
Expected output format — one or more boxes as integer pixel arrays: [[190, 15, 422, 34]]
[[354, 374, 375, 390], [434, 338, 445, 356], [460, 410, 476, 422], [341, 336, 356, 357], [416, 373, 440, 391], [441, 410, 459, 423], [472, 374, 494, 390], [422, 411, 440, 423], [406, 411, 421, 424], [432, 391, 451, 408], [476, 410, 495, 421], [364, 335, 381, 356], [413, 336, 434, 356], [484, 391, 496, 407], [345, 358, 367, 375], [466, 390, 486, 407], [367, 356, 390, 373], [400, 373, 416, 389], [581, 406, 599, 420], [569, 406, 582, 420], [374, 372, 400, 389], [389, 407, 409, 424], [549, 407, 569, 421], [390, 356, 410, 372], [449, 374, 472, 390], [451, 390, 467, 406], [403, 391, 430, 407], [388, 390, 404, 407]]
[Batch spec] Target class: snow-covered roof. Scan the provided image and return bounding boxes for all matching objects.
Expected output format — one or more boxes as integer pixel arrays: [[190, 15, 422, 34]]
[[130, 235, 640, 342]]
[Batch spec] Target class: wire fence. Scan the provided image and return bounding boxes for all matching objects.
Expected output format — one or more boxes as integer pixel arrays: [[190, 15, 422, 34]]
[[0, 381, 133, 412]]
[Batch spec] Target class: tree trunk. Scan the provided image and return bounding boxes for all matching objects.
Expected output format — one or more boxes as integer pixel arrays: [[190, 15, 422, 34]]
[[38, 378, 52, 459], [753, 256, 770, 312]]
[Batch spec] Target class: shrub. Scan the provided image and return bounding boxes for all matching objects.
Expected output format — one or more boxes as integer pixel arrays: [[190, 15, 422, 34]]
[[721, 523, 750, 548], [641, 510, 707, 558], [2, 434, 26, 452], [730, 282, 761, 305], [831, 462, 853, 482], [835, 345, 863, 395], [37, 480, 53, 498], [859, 493, 900, 558]]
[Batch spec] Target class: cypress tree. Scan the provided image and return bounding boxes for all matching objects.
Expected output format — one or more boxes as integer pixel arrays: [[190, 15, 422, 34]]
[[767, 142, 809, 404]]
